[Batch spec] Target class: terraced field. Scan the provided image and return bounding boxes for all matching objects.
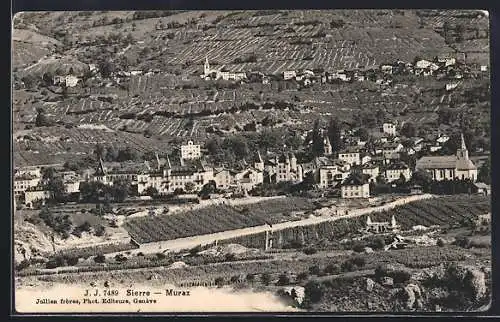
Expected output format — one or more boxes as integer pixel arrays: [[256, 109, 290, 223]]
[[124, 197, 316, 243]]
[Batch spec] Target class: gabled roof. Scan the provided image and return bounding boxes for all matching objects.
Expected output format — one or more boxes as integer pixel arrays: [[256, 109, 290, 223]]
[[342, 173, 370, 186], [416, 156, 457, 169]]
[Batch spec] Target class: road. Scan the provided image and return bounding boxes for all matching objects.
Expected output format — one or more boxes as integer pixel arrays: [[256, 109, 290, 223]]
[[133, 194, 434, 255]]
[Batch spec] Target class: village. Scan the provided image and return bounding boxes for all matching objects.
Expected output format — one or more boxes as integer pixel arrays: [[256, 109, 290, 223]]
[[12, 10, 491, 313]]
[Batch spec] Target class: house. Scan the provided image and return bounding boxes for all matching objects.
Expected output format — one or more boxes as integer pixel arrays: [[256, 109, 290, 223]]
[[361, 154, 371, 165], [382, 122, 397, 136], [436, 135, 450, 144], [213, 169, 235, 190], [24, 187, 51, 208], [234, 168, 264, 191], [480, 65, 488, 72], [340, 174, 370, 199], [437, 56, 456, 67], [362, 163, 379, 183], [13, 174, 41, 199], [385, 162, 412, 183], [415, 133, 477, 181], [382, 142, 404, 159], [474, 182, 491, 196], [381, 65, 393, 74], [316, 158, 349, 189], [446, 82, 459, 91], [53, 75, 80, 87], [283, 70, 296, 80], [338, 147, 361, 166], [181, 140, 201, 160]]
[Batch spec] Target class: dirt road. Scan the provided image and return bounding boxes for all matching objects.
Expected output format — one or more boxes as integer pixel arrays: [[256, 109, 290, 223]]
[[132, 194, 434, 255]]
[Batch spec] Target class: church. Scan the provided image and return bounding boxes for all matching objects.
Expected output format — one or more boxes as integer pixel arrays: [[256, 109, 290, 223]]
[[415, 133, 477, 181], [201, 57, 246, 81]]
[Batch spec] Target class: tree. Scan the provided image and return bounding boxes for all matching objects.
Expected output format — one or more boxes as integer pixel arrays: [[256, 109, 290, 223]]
[[311, 119, 324, 157], [98, 60, 115, 78], [94, 144, 105, 159], [400, 122, 416, 138], [112, 179, 130, 202], [327, 117, 344, 155], [184, 182, 196, 193], [303, 280, 323, 305], [276, 273, 291, 286], [355, 127, 369, 142], [145, 186, 159, 198], [35, 108, 52, 127], [261, 273, 271, 286], [478, 157, 490, 184]]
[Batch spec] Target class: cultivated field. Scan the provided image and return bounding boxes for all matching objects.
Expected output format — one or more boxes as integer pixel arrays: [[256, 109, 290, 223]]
[[124, 197, 315, 243]]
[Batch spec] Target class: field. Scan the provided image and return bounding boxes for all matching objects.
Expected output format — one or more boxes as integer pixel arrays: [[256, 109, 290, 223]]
[[224, 195, 491, 249], [124, 197, 315, 243]]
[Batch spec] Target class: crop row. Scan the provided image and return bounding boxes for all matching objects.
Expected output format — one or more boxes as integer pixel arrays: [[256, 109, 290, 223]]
[[124, 198, 315, 243]]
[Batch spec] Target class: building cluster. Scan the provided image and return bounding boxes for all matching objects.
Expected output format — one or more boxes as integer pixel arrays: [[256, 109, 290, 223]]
[[13, 124, 480, 208]]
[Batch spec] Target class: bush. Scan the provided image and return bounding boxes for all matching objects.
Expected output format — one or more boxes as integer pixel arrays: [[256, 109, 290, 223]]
[[94, 254, 106, 263], [214, 277, 225, 287], [296, 271, 309, 282], [261, 273, 271, 286], [46, 256, 66, 269], [324, 263, 340, 275], [156, 253, 166, 260], [303, 247, 317, 255], [309, 265, 321, 275], [65, 256, 79, 266], [230, 275, 241, 283], [276, 273, 291, 286], [453, 236, 472, 249], [304, 280, 323, 305], [352, 242, 365, 252], [16, 260, 31, 271], [115, 254, 128, 262], [391, 270, 412, 284], [246, 273, 255, 282], [189, 245, 202, 256], [352, 256, 366, 268], [371, 237, 386, 250], [437, 238, 445, 247], [341, 260, 355, 272]]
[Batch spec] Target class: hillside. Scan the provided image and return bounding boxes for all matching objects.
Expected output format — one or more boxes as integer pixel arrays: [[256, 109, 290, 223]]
[[12, 10, 490, 167]]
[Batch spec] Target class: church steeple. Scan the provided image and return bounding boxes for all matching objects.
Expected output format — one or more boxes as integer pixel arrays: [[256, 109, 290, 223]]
[[204, 56, 210, 76], [457, 132, 469, 160]]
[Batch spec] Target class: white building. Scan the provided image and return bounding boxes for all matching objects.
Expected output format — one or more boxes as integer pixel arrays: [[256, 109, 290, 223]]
[[213, 169, 236, 190], [14, 175, 41, 198], [382, 122, 397, 136], [181, 141, 201, 160], [283, 70, 297, 80], [338, 148, 361, 166], [385, 162, 412, 183], [362, 163, 379, 183], [341, 174, 370, 199], [24, 188, 51, 208]]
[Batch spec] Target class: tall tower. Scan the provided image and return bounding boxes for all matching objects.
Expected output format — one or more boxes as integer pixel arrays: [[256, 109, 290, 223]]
[[204, 56, 210, 76], [456, 133, 469, 160], [324, 135, 333, 156]]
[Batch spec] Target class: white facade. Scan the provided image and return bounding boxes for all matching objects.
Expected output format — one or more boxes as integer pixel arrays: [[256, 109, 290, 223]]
[[283, 70, 297, 80], [14, 177, 41, 198], [24, 189, 51, 208], [181, 141, 201, 160], [214, 169, 235, 190], [385, 167, 412, 183], [338, 151, 360, 166], [362, 166, 379, 183], [383, 123, 397, 136], [318, 166, 345, 189], [341, 183, 370, 199]]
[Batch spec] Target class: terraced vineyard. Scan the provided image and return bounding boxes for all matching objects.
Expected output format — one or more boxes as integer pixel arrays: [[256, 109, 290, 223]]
[[124, 197, 315, 243]]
